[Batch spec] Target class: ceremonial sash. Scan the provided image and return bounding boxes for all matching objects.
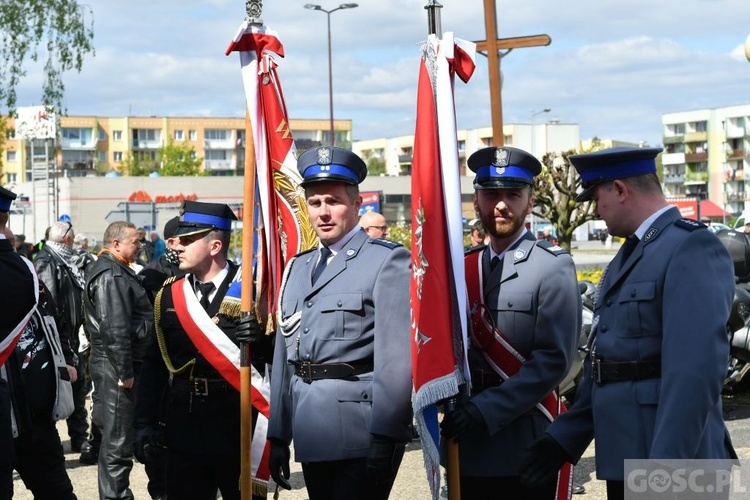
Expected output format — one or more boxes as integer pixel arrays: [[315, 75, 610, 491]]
[[170, 278, 271, 483], [0, 257, 39, 366], [465, 250, 573, 500]]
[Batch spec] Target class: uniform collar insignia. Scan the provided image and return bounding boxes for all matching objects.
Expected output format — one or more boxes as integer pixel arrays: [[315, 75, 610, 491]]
[[513, 248, 526, 261], [643, 227, 659, 243]]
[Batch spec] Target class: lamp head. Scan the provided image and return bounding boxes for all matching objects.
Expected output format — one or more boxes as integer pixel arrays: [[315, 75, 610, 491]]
[[340, 3, 359, 8], [304, 4, 322, 10]]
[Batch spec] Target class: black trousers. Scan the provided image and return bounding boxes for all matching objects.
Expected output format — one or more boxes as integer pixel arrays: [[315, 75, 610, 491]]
[[66, 361, 89, 447], [165, 448, 240, 500], [14, 415, 77, 499], [459, 475, 556, 500], [0, 381, 13, 500], [301, 456, 402, 500]]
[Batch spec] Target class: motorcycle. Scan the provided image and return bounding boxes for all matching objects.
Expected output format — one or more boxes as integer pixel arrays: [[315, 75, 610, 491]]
[[558, 280, 594, 403]]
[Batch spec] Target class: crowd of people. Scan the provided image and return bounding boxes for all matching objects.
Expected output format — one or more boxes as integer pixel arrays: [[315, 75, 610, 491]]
[[0, 142, 739, 500]]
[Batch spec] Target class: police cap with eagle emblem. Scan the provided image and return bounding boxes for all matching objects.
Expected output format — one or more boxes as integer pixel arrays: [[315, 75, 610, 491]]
[[297, 146, 367, 186], [468, 146, 542, 189], [174, 200, 238, 237], [569, 146, 663, 202]]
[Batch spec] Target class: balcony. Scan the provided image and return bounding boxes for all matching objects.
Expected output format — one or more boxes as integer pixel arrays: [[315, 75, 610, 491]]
[[63, 160, 95, 170], [685, 171, 708, 183], [204, 139, 236, 150], [204, 160, 234, 170], [661, 152, 685, 165], [728, 192, 747, 202], [726, 124, 746, 139], [61, 138, 97, 150], [685, 131, 707, 142], [685, 151, 708, 163], [663, 135, 684, 145], [132, 139, 162, 149], [727, 149, 746, 161], [663, 173, 685, 183]]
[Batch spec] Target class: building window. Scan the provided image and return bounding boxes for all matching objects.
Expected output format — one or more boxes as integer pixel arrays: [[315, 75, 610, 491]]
[[113, 130, 123, 141], [113, 151, 123, 162], [174, 130, 184, 141], [205, 129, 228, 140], [98, 151, 106, 163], [189, 130, 197, 141], [7, 151, 16, 162], [6, 129, 15, 139], [98, 129, 107, 141], [206, 150, 227, 160], [6, 173, 17, 183]]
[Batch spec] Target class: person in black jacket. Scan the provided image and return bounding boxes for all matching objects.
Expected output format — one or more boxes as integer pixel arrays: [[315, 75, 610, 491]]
[[0, 187, 38, 499], [138, 216, 184, 304], [85, 221, 158, 499], [5, 226, 77, 498], [33, 220, 88, 453]]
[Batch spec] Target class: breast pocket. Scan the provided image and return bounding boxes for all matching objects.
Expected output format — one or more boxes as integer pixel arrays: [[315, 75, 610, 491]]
[[319, 293, 364, 340], [491, 292, 533, 352], [617, 281, 657, 337]]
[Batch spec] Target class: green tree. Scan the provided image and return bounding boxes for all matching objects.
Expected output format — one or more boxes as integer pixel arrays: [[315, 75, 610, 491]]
[[366, 156, 386, 176], [159, 139, 205, 176], [0, 1, 95, 114], [532, 150, 596, 252], [117, 151, 156, 177]]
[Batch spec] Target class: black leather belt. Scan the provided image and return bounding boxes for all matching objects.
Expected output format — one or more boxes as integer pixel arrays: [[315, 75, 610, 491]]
[[171, 377, 230, 396], [592, 358, 661, 384], [291, 361, 373, 384]]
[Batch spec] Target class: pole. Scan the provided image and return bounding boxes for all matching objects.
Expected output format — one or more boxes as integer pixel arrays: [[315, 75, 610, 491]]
[[239, 4, 263, 499], [424, 0, 442, 37], [326, 12, 335, 145]]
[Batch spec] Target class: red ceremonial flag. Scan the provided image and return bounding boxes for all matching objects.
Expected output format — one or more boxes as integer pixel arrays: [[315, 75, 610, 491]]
[[411, 33, 475, 499], [226, 22, 317, 333], [226, 20, 317, 494]]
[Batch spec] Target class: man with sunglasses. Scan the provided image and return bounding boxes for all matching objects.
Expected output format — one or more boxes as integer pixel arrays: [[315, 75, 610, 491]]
[[33, 220, 88, 453]]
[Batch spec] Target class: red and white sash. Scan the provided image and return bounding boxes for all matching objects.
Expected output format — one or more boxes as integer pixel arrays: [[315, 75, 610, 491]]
[[465, 251, 573, 500], [171, 278, 271, 483], [0, 257, 39, 366]]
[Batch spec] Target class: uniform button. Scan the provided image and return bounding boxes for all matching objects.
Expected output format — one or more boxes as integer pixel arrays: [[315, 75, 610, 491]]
[[507, 302, 513, 307], [337, 300, 343, 307], [307, 302, 313, 308], [362, 393, 368, 400], [606, 299, 612, 307], [630, 290, 636, 298], [600, 325, 608, 333], [303, 328, 309, 334]]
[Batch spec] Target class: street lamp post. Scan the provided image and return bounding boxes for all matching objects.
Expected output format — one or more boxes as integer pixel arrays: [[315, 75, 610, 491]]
[[530, 108, 551, 158], [304, 3, 359, 146]]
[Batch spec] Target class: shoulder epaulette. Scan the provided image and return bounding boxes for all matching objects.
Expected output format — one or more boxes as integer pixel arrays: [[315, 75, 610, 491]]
[[369, 238, 403, 250], [464, 244, 486, 257], [535, 239, 569, 256], [674, 218, 707, 232]]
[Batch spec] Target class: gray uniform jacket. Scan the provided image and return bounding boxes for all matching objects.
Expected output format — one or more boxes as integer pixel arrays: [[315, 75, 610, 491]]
[[548, 207, 736, 480], [458, 233, 580, 476], [268, 228, 412, 462]]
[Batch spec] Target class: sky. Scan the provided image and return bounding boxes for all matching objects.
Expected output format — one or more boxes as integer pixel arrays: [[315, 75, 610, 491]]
[[12, 0, 750, 148]]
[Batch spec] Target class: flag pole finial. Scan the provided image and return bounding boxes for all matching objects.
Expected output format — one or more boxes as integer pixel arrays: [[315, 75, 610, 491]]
[[245, 0, 263, 23], [424, 1, 443, 37]]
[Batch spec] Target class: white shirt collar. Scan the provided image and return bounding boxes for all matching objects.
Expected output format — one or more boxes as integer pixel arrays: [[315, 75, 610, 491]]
[[633, 205, 673, 240]]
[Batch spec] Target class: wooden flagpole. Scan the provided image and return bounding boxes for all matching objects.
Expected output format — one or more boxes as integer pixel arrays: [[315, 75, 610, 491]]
[[424, 3, 460, 499], [239, 4, 263, 499]]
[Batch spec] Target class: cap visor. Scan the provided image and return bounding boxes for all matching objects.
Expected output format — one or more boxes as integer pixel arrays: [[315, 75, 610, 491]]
[[575, 185, 597, 202], [173, 225, 213, 237], [474, 179, 531, 190]]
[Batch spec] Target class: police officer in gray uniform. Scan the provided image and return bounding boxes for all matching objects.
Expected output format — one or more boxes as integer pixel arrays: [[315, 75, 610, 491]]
[[439, 147, 580, 499], [519, 147, 736, 499], [267, 146, 412, 500]]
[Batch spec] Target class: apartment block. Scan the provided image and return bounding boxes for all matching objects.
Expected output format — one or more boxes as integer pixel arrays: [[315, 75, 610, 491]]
[[662, 104, 750, 216], [1, 113, 352, 183]]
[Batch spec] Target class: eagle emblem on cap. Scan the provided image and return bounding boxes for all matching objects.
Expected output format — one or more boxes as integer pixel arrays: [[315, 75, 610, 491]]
[[492, 148, 509, 167], [316, 147, 332, 165]]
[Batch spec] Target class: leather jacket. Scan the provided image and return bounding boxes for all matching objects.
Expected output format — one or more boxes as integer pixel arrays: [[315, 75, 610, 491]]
[[84, 252, 153, 381], [34, 245, 84, 350]]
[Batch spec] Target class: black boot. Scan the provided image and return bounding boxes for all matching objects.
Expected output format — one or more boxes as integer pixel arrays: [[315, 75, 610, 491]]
[[78, 440, 99, 465]]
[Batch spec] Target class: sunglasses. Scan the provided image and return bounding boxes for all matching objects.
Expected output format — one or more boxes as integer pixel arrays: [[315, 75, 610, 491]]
[[366, 225, 388, 232], [62, 221, 73, 238]]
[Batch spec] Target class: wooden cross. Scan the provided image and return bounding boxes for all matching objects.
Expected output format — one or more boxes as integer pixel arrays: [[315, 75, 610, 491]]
[[476, 0, 551, 146]]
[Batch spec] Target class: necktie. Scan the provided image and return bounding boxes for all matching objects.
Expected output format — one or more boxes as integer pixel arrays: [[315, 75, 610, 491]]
[[196, 281, 215, 310], [619, 236, 639, 269], [312, 247, 332, 285], [490, 256, 501, 272]]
